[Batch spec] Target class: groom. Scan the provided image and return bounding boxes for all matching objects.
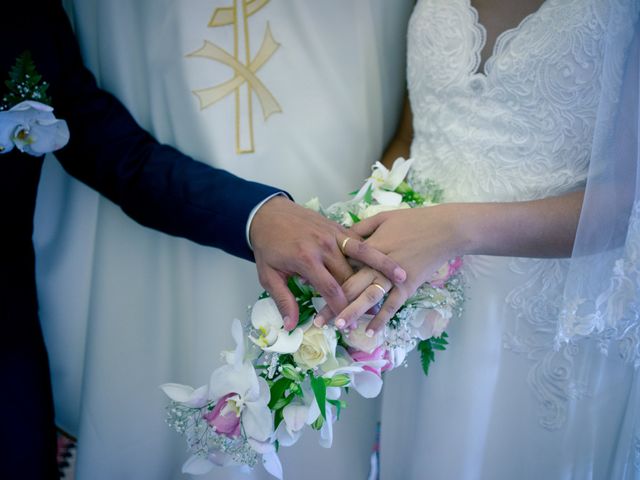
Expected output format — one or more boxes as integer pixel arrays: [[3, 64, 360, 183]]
[[0, 1, 404, 478]]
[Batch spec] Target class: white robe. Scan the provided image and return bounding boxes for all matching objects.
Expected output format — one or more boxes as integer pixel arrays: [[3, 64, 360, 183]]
[[34, 1, 413, 478]]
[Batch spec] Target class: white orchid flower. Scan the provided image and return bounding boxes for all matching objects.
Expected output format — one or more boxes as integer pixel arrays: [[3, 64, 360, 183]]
[[360, 201, 411, 220], [323, 347, 388, 399], [372, 189, 403, 206], [247, 439, 284, 480], [275, 398, 317, 447], [208, 360, 273, 443], [354, 157, 415, 201], [219, 318, 246, 367], [159, 383, 208, 408], [250, 297, 304, 354], [0, 100, 69, 156], [318, 387, 341, 448]]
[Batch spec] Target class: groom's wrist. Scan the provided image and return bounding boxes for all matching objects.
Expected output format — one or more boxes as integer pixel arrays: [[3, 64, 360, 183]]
[[246, 192, 289, 250]]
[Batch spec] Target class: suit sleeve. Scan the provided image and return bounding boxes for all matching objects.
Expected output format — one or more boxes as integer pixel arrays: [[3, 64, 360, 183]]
[[47, 2, 283, 261]]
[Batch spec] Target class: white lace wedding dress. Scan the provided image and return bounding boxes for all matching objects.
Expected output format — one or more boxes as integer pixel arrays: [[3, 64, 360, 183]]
[[379, 0, 640, 479]]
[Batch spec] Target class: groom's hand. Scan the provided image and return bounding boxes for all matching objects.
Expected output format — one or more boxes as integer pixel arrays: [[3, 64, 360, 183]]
[[250, 196, 406, 330]]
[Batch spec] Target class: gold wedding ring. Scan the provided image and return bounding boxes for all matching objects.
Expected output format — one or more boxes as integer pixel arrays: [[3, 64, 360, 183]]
[[371, 283, 387, 295], [340, 237, 350, 254]]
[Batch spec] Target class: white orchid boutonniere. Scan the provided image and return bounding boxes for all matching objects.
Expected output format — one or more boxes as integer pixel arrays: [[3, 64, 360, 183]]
[[0, 51, 69, 156]]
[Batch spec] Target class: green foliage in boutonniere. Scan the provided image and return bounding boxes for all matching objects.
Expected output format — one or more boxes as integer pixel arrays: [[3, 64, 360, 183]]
[[1, 51, 52, 110]]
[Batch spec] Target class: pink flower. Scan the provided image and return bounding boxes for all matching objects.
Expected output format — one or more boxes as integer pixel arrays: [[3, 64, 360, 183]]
[[349, 346, 392, 377], [203, 392, 242, 438], [430, 256, 463, 288]]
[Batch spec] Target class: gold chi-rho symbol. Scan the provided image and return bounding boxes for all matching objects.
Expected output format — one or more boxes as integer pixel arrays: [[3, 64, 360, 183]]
[[188, 0, 281, 154]]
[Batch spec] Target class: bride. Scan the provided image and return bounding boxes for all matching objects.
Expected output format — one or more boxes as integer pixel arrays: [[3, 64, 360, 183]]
[[325, 0, 640, 478]]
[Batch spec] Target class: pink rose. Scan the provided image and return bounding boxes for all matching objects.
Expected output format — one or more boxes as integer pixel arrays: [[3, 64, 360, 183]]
[[203, 393, 242, 438]]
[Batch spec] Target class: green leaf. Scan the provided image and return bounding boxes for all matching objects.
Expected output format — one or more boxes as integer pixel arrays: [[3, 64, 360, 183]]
[[298, 305, 315, 327], [327, 399, 347, 421], [2, 51, 52, 109], [268, 377, 292, 409], [363, 184, 374, 204], [287, 276, 304, 298], [310, 374, 327, 420], [417, 340, 432, 376], [274, 408, 285, 430], [416, 332, 449, 376], [271, 395, 294, 411], [348, 211, 361, 224]]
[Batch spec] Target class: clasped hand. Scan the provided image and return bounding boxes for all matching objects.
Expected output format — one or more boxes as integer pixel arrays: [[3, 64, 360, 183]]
[[315, 204, 468, 335], [250, 196, 408, 330]]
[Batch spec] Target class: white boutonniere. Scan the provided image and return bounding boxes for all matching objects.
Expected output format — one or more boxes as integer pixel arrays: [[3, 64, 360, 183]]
[[0, 51, 69, 156]]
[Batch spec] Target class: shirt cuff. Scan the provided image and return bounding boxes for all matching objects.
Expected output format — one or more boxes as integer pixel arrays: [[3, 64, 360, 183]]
[[246, 192, 288, 251]]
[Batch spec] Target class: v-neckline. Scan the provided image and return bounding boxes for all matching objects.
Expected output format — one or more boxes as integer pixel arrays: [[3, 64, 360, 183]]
[[467, 0, 547, 77]]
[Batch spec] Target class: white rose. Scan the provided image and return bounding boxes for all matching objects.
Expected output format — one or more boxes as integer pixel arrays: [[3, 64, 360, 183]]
[[293, 326, 337, 371], [409, 308, 451, 340], [343, 317, 384, 353]]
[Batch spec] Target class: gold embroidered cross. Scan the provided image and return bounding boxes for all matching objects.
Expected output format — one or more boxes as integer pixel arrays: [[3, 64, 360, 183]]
[[188, 0, 281, 154]]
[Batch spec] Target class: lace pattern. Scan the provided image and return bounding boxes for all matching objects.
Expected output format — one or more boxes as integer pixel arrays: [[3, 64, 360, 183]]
[[407, 0, 635, 431], [407, 0, 607, 203], [560, 202, 640, 369]]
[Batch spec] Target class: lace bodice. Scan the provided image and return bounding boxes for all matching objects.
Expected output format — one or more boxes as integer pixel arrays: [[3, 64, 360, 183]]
[[407, 0, 610, 202]]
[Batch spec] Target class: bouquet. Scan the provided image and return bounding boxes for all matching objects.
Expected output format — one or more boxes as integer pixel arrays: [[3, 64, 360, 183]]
[[161, 158, 464, 478]]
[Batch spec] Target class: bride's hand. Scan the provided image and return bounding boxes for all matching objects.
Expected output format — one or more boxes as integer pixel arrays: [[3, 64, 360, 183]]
[[317, 205, 471, 333]]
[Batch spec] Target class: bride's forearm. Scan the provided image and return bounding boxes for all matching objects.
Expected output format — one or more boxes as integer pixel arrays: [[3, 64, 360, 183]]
[[454, 190, 584, 258]]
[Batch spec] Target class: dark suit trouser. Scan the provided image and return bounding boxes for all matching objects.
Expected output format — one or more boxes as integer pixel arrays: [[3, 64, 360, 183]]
[[1, 311, 59, 480]]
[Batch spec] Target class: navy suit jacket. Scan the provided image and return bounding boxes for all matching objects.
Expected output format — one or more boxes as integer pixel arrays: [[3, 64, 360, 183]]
[[1, 0, 282, 332]]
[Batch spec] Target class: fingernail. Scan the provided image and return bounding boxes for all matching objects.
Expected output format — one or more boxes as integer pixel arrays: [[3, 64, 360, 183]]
[[313, 315, 324, 327], [336, 318, 346, 329], [283, 316, 291, 330], [365, 329, 374, 337], [394, 267, 407, 282]]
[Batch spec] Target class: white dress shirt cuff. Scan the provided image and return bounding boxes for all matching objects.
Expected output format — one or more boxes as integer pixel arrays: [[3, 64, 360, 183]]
[[246, 192, 288, 251]]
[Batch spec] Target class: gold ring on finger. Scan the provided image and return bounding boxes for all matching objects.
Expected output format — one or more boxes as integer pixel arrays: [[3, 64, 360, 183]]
[[371, 282, 387, 295], [340, 237, 350, 255]]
